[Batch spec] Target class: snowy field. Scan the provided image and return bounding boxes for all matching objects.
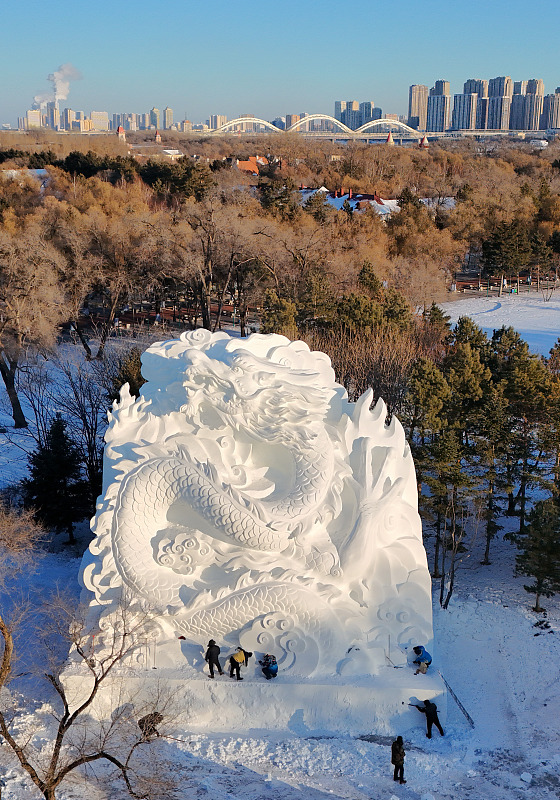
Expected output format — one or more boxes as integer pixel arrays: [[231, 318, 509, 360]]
[[0, 295, 559, 799], [441, 290, 560, 356]]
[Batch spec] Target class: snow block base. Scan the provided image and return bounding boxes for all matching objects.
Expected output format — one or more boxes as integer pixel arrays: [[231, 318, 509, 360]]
[[62, 667, 446, 736]]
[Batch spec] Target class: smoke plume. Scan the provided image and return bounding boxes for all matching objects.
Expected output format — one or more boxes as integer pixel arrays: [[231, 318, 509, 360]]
[[33, 63, 83, 107]]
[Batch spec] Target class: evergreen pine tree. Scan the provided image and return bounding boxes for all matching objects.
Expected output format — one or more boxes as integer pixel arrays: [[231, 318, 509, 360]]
[[303, 190, 330, 224], [404, 357, 451, 444], [516, 499, 560, 612], [381, 288, 412, 330], [357, 261, 383, 300], [474, 383, 511, 564], [489, 327, 553, 529], [22, 414, 89, 543], [423, 428, 476, 606], [107, 347, 146, 405], [335, 293, 382, 334], [260, 289, 298, 337], [443, 341, 492, 447], [423, 303, 451, 338]]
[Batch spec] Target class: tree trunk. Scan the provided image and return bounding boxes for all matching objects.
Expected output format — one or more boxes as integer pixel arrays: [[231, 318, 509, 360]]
[[66, 522, 76, 545], [482, 481, 494, 565], [442, 548, 456, 609], [533, 589, 543, 613], [95, 292, 122, 360], [0, 352, 27, 428], [212, 263, 233, 333], [432, 509, 442, 578], [519, 470, 527, 534], [73, 319, 93, 360], [199, 280, 212, 330], [438, 526, 448, 607]]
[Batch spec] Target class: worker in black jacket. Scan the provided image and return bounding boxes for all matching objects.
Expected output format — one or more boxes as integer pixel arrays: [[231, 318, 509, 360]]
[[205, 639, 224, 678], [413, 699, 444, 738]]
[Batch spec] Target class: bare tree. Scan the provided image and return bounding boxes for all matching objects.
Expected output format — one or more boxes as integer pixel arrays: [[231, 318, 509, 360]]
[[0, 223, 66, 427], [0, 580, 175, 800]]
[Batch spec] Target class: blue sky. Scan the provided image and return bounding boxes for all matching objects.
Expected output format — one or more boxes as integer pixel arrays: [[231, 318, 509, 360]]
[[1, 0, 559, 127]]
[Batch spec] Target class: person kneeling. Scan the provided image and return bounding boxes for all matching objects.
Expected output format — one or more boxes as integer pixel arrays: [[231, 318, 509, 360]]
[[259, 653, 278, 680]]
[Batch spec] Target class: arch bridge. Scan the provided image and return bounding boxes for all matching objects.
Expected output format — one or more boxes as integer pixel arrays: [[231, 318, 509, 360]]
[[210, 115, 427, 139]]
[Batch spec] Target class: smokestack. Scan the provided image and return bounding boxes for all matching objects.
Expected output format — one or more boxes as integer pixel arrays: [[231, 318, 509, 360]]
[[33, 63, 82, 108]]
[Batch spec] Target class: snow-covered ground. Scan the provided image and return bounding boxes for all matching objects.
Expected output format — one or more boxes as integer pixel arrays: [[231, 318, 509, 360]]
[[441, 290, 560, 356], [0, 295, 559, 799]]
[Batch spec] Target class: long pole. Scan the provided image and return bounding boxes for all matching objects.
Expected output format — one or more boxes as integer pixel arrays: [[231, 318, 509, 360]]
[[437, 669, 474, 728]]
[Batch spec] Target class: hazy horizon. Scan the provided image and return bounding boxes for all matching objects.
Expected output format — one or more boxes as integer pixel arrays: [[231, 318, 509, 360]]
[[2, 0, 560, 127]]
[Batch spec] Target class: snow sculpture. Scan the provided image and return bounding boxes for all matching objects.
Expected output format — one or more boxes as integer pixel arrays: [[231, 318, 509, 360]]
[[81, 331, 432, 676]]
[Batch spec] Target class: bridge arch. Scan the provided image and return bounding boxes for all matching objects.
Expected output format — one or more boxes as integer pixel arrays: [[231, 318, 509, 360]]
[[285, 114, 353, 134], [355, 118, 421, 136], [212, 117, 282, 134]]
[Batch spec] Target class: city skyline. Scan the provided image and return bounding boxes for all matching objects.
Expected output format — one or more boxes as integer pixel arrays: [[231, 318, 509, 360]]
[[14, 70, 560, 135], [2, 0, 560, 129]]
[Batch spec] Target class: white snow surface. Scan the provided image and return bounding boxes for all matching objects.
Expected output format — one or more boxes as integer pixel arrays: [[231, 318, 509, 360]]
[[441, 291, 560, 356], [0, 297, 559, 798]]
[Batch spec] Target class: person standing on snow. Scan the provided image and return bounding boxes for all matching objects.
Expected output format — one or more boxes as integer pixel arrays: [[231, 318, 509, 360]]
[[229, 647, 252, 680], [414, 699, 444, 738], [391, 735, 406, 784], [205, 639, 224, 678]]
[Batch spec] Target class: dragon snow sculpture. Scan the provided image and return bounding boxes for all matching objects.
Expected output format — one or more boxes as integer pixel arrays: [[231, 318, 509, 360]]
[[81, 331, 432, 676]]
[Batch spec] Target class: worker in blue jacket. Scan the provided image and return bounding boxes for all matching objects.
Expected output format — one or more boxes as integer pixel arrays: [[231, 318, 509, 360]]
[[259, 654, 278, 680], [412, 645, 432, 673]]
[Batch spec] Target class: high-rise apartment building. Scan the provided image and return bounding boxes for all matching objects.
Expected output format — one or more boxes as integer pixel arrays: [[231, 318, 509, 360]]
[[476, 97, 488, 129], [90, 111, 109, 130], [510, 78, 545, 129], [526, 79, 545, 130], [210, 114, 227, 130], [63, 108, 75, 131], [46, 101, 60, 130], [525, 93, 544, 130], [334, 100, 346, 121], [486, 77, 513, 129], [464, 78, 488, 97], [542, 92, 560, 128], [487, 95, 512, 129], [163, 107, 173, 129], [359, 101, 382, 127], [488, 76, 513, 98], [341, 100, 360, 129], [408, 84, 428, 130], [26, 109, 41, 129], [285, 114, 300, 129], [510, 81, 527, 130], [452, 93, 478, 130], [431, 80, 450, 97], [527, 78, 545, 96], [124, 113, 138, 131], [426, 81, 451, 131], [149, 107, 160, 128], [427, 94, 451, 131]]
